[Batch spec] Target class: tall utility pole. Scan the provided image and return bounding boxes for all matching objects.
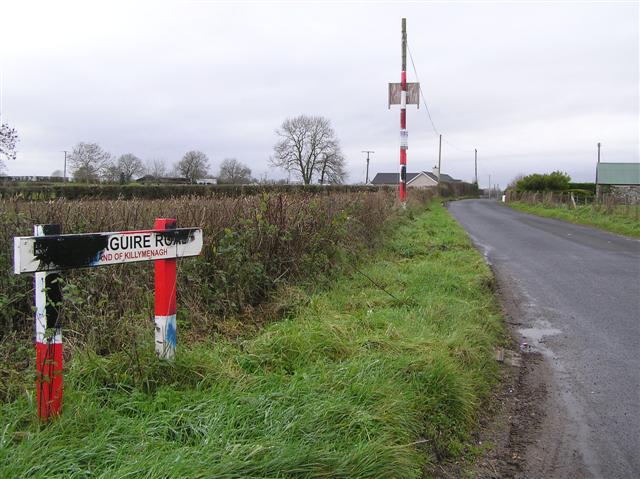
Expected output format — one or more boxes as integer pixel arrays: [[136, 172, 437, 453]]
[[474, 148, 478, 185], [595, 142, 601, 196], [437, 134, 442, 182], [387, 18, 418, 203], [362, 150, 374, 184], [488, 174, 491, 198], [62, 150, 69, 181], [399, 18, 408, 204]]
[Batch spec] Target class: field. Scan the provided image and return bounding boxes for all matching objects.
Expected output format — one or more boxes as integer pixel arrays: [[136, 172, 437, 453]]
[[1, 191, 503, 478], [1, 189, 415, 399], [507, 201, 640, 238]]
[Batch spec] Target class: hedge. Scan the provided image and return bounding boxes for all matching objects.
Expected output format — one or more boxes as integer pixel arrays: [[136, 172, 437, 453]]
[[0, 184, 393, 200]]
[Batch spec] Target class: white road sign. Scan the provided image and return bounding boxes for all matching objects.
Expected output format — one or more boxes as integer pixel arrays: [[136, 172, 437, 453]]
[[14, 228, 203, 274]]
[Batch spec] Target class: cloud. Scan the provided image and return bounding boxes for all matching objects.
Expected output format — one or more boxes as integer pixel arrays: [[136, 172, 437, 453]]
[[1, 1, 637, 187]]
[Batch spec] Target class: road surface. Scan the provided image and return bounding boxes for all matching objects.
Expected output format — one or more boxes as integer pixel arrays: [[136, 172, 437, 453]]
[[448, 199, 640, 479]]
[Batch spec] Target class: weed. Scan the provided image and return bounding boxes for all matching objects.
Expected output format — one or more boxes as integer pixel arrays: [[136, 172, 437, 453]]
[[508, 201, 640, 238], [1, 202, 504, 478]]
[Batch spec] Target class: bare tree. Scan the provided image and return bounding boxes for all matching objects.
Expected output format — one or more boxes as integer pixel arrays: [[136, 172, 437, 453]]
[[102, 163, 122, 183], [272, 115, 344, 185], [145, 158, 167, 178], [114, 153, 145, 182], [74, 165, 101, 183], [317, 142, 347, 185], [51, 169, 63, 178], [176, 150, 210, 182], [69, 142, 111, 183], [218, 158, 253, 184], [0, 122, 18, 172]]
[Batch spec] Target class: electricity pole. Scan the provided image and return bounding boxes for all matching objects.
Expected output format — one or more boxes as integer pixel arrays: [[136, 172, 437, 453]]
[[437, 134, 442, 182], [474, 148, 478, 185], [362, 150, 374, 184], [595, 142, 601, 198], [388, 18, 418, 202], [62, 150, 69, 182], [399, 18, 408, 204], [488, 174, 491, 198]]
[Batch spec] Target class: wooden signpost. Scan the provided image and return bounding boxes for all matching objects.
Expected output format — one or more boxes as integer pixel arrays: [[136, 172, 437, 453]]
[[13, 218, 203, 421]]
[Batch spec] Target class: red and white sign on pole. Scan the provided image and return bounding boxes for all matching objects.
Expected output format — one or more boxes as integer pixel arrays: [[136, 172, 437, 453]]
[[388, 18, 419, 205], [13, 219, 203, 421]]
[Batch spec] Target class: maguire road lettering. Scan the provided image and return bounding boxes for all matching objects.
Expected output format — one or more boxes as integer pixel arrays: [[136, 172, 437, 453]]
[[14, 228, 203, 274]]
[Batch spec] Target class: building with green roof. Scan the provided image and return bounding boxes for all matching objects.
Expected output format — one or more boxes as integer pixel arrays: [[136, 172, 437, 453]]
[[596, 162, 640, 203], [596, 162, 640, 186]]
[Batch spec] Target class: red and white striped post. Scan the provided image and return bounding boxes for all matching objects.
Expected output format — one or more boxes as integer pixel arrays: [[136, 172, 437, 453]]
[[14, 220, 203, 420], [154, 218, 177, 360], [34, 224, 63, 421], [399, 17, 408, 205]]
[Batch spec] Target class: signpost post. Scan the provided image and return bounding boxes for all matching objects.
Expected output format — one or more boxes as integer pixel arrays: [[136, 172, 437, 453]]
[[34, 224, 64, 420], [13, 219, 203, 421], [154, 218, 178, 360]]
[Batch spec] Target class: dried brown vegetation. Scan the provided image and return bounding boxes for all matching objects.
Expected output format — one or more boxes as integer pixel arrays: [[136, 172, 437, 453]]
[[0, 189, 436, 401]]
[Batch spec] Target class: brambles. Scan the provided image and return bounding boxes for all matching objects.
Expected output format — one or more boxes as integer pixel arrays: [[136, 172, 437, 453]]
[[0, 189, 435, 400], [0, 202, 504, 477]]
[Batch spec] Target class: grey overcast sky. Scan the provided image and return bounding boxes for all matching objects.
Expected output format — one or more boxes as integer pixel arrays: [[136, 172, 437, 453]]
[[1, 0, 638, 187]]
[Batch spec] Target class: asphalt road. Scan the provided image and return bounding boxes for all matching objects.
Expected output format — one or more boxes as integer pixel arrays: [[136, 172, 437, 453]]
[[448, 199, 640, 479]]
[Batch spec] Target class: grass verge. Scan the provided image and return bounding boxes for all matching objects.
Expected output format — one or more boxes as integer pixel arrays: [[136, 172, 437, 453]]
[[0, 202, 504, 478], [507, 201, 640, 238]]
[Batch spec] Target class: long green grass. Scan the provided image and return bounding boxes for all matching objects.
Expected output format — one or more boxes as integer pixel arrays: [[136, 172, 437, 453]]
[[0, 203, 504, 478], [508, 201, 640, 238]]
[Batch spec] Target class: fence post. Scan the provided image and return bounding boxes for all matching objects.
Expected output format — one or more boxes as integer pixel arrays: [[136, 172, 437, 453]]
[[34, 224, 63, 421], [154, 218, 177, 360]]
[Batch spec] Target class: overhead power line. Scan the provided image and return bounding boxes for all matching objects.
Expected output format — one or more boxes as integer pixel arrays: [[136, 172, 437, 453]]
[[406, 44, 439, 137], [406, 42, 475, 154]]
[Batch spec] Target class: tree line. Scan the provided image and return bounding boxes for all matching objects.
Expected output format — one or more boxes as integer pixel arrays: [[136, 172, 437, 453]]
[[2, 114, 348, 185], [510, 171, 571, 192], [59, 144, 254, 184]]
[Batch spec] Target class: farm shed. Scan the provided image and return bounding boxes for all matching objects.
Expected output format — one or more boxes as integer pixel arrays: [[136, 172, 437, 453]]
[[596, 162, 640, 202]]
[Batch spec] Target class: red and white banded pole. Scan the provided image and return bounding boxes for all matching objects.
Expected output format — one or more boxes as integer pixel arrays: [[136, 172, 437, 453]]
[[399, 18, 408, 204], [154, 218, 177, 360], [34, 224, 63, 421]]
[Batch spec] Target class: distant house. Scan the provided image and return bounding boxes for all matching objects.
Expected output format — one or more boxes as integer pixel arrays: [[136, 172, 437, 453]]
[[0, 175, 67, 183], [195, 178, 218, 185], [596, 162, 640, 202], [136, 175, 190, 184], [370, 167, 461, 187]]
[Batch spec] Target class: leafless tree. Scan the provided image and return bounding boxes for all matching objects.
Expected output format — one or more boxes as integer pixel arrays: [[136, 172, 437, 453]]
[[218, 158, 253, 184], [102, 163, 122, 183], [317, 142, 347, 185], [69, 142, 111, 183], [271, 115, 345, 185], [51, 169, 63, 178], [176, 150, 210, 182], [145, 158, 168, 178], [114, 153, 145, 182], [0, 122, 18, 172], [73, 165, 100, 183]]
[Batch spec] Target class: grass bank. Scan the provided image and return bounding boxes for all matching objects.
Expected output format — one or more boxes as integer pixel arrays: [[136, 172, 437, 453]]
[[0, 202, 504, 478], [507, 201, 640, 238]]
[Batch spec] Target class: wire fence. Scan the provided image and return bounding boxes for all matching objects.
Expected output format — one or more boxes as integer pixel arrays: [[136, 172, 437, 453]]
[[506, 190, 640, 220]]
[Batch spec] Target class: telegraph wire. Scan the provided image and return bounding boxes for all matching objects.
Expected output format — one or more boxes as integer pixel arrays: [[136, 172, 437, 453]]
[[406, 43, 440, 137], [407, 42, 475, 154]]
